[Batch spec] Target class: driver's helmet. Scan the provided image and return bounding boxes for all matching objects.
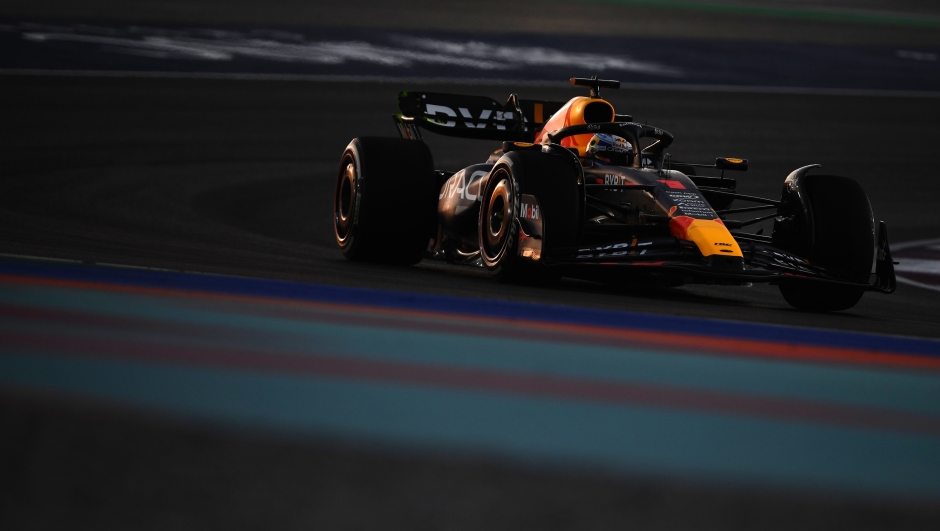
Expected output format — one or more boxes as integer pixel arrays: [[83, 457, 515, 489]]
[[586, 133, 634, 166]]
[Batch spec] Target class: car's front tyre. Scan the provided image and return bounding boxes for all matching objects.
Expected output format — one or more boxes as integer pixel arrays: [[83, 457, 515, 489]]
[[773, 171, 873, 312]]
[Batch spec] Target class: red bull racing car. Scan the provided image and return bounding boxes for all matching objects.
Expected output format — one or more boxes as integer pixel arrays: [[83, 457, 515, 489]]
[[333, 77, 896, 312]]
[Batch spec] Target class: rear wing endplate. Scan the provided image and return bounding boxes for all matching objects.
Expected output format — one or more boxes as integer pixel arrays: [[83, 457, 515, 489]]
[[394, 91, 565, 142]]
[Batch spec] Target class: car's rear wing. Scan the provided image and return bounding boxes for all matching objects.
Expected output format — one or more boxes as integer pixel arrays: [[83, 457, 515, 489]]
[[394, 91, 566, 142]]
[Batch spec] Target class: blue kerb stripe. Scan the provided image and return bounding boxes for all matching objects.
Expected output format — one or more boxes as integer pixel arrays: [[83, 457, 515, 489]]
[[2, 258, 939, 357]]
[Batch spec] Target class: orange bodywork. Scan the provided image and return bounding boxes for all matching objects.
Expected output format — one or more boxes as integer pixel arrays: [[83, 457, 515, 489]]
[[669, 216, 743, 257], [534, 97, 740, 260], [534, 97, 615, 156]]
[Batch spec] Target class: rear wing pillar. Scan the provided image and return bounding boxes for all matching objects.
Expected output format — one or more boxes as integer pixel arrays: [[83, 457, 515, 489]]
[[393, 114, 423, 141]]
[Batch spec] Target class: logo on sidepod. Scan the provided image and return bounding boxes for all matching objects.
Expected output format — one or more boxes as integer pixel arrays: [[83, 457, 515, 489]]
[[440, 170, 488, 201], [715, 242, 732, 247], [520, 202, 540, 219]]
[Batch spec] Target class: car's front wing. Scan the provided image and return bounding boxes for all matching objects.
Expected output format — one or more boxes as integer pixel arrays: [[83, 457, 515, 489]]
[[542, 224, 897, 293]]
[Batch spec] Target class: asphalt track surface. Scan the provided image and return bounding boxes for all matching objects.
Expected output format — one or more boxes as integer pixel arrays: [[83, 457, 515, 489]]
[[2, 74, 940, 528], [2, 75, 939, 338]]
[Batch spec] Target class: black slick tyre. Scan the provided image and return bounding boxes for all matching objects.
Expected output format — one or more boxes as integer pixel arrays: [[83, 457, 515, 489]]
[[478, 151, 581, 283], [334, 137, 437, 265], [779, 282, 865, 312], [774, 174, 874, 312]]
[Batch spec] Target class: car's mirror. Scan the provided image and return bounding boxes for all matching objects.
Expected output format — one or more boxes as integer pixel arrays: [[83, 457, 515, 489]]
[[716, 157, 748, 171]]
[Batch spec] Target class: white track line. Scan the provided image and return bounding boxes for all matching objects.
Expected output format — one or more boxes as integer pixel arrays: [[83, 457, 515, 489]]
[[3, 69, 940, 98], [892, 238, 940, 294], [891, 238, 940, 251], [0, 252, 186, 274], [894, 259, 940, 275], [897, 276, 940, 293]]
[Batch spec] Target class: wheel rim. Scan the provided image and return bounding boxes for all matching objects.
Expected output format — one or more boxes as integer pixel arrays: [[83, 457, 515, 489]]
[[482, 171, 513, 262], [334, 156, 357, 244]]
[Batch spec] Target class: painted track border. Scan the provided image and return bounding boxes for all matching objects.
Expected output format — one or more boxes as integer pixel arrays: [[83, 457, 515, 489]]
[[2, 256, 939, 359]]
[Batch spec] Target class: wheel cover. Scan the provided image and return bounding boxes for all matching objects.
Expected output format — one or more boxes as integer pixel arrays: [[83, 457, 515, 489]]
[[334, 157, 357, 244], [482, 171, 513, 263]]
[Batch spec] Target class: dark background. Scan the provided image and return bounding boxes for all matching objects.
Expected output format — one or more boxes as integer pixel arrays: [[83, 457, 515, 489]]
[[2, 1, 940, 529]]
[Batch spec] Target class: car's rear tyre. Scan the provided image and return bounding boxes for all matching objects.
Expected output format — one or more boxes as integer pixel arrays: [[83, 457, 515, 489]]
[[773, 173, 874, 312], [334, 137, 437, 265], [478, 151, 581, 283]]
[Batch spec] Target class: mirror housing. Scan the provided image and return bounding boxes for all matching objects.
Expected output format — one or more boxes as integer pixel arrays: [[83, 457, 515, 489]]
[[716, 157, 748, 171]]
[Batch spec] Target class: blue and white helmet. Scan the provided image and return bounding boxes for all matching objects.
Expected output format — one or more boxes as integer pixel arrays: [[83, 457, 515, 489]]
[[586, 133, 634, 166]]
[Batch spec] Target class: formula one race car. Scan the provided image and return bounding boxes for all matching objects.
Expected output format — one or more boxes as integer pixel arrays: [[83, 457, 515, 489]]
[[333, 76, 896, 311]]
